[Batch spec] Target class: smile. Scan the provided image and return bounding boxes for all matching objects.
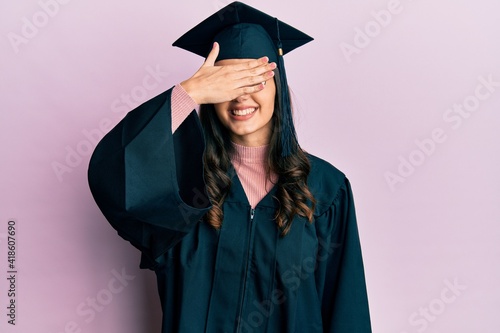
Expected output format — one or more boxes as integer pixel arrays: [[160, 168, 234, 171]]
[[230, 107, 257, 116]]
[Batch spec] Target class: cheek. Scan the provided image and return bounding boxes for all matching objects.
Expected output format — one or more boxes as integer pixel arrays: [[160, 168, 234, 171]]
[[260, 85, 276, 115], [213, 103, 229, 123]]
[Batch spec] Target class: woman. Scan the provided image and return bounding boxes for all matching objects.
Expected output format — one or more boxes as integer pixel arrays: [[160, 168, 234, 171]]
[[88, 2, 371, 332]]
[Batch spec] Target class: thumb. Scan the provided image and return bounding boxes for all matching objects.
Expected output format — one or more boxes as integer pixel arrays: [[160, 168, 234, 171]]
[[203, 42, 219, 67]]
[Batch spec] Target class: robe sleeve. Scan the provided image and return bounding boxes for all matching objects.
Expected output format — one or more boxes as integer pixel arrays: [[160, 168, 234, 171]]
[[87, 87, 211, 268], [318, 178, 371, 332]]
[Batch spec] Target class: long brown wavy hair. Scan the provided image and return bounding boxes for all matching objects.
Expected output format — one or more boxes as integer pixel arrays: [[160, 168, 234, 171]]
[[199, 69, 316, 235]]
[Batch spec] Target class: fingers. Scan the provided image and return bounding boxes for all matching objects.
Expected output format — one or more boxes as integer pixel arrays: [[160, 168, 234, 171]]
[[235, 56, 270, 70], [192, 52, 276, 104], [230, 69, 274, 99], [234, 68, 275, 90], [234, 82, 266, 98], [244, 61, 276, 80], [225, 60, 276, 91], [203, 42, 219, 67], [232, 57, 276, 73]]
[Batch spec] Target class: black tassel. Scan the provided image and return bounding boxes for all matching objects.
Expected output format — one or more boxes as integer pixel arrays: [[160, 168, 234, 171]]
[[275, 19, 298, 157]]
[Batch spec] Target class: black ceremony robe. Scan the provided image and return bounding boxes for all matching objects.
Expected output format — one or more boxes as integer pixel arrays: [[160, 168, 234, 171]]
[[88, 87, 371, 333]]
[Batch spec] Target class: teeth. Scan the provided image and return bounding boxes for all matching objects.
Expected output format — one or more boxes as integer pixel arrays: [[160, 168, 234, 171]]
[[231, 108, 256, 116]]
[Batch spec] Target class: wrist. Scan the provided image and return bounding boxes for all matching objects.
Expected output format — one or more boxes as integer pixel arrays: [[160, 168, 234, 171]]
[[180, 79, 201, 105]]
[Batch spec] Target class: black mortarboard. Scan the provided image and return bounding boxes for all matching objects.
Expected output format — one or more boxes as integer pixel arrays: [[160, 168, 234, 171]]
[[173, 1, 313, 156]]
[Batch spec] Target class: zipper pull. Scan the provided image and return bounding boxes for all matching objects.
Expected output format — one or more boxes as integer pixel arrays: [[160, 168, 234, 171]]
[[250, 208, 255, 221]]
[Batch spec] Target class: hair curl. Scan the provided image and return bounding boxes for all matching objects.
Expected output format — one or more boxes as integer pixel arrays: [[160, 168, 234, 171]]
[[199, 69, 316, 235]]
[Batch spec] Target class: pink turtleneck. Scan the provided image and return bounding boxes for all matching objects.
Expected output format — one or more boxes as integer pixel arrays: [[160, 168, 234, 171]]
[[230, 142, 278, 207], [171, 85, 278, 207]]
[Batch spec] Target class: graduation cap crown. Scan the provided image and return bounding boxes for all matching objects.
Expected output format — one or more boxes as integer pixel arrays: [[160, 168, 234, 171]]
[[173, 1, 313, 156]]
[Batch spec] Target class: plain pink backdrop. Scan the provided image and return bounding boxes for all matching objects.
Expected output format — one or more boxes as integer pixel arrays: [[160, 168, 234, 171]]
[[1, 0, 499, 332]]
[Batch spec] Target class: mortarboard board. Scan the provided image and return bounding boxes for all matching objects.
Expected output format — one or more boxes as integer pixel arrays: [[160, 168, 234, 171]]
[[173, 1, 313, 157]]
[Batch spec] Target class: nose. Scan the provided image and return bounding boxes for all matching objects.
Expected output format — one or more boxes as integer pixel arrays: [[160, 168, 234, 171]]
[[234, 93, 250, 103]]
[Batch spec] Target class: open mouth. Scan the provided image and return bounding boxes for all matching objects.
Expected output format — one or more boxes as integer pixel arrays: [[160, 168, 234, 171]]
[[230, 107, 257, 116]]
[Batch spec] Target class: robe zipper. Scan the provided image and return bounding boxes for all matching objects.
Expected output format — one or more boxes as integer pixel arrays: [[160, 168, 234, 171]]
[[236, 207, 255, 332]]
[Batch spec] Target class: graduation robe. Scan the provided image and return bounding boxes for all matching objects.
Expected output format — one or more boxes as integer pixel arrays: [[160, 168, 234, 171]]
[[88, 87, 371, 333]]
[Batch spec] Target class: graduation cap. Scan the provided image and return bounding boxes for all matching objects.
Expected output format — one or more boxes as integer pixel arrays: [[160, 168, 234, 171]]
[[173, 1, 313, 157]]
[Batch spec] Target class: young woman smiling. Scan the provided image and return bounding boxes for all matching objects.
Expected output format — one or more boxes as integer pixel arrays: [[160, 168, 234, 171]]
[[88, 2, 371, 332]]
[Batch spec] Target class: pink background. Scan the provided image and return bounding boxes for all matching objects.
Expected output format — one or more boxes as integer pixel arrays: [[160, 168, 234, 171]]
[[1, 0, 499, 332]]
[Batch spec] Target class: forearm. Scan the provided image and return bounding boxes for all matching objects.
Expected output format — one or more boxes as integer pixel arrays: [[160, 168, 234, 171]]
[[171, 84, 199, 133]]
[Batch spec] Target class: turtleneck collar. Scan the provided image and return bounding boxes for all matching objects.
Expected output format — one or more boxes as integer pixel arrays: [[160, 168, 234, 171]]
[[231, 141, 269, 164]]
